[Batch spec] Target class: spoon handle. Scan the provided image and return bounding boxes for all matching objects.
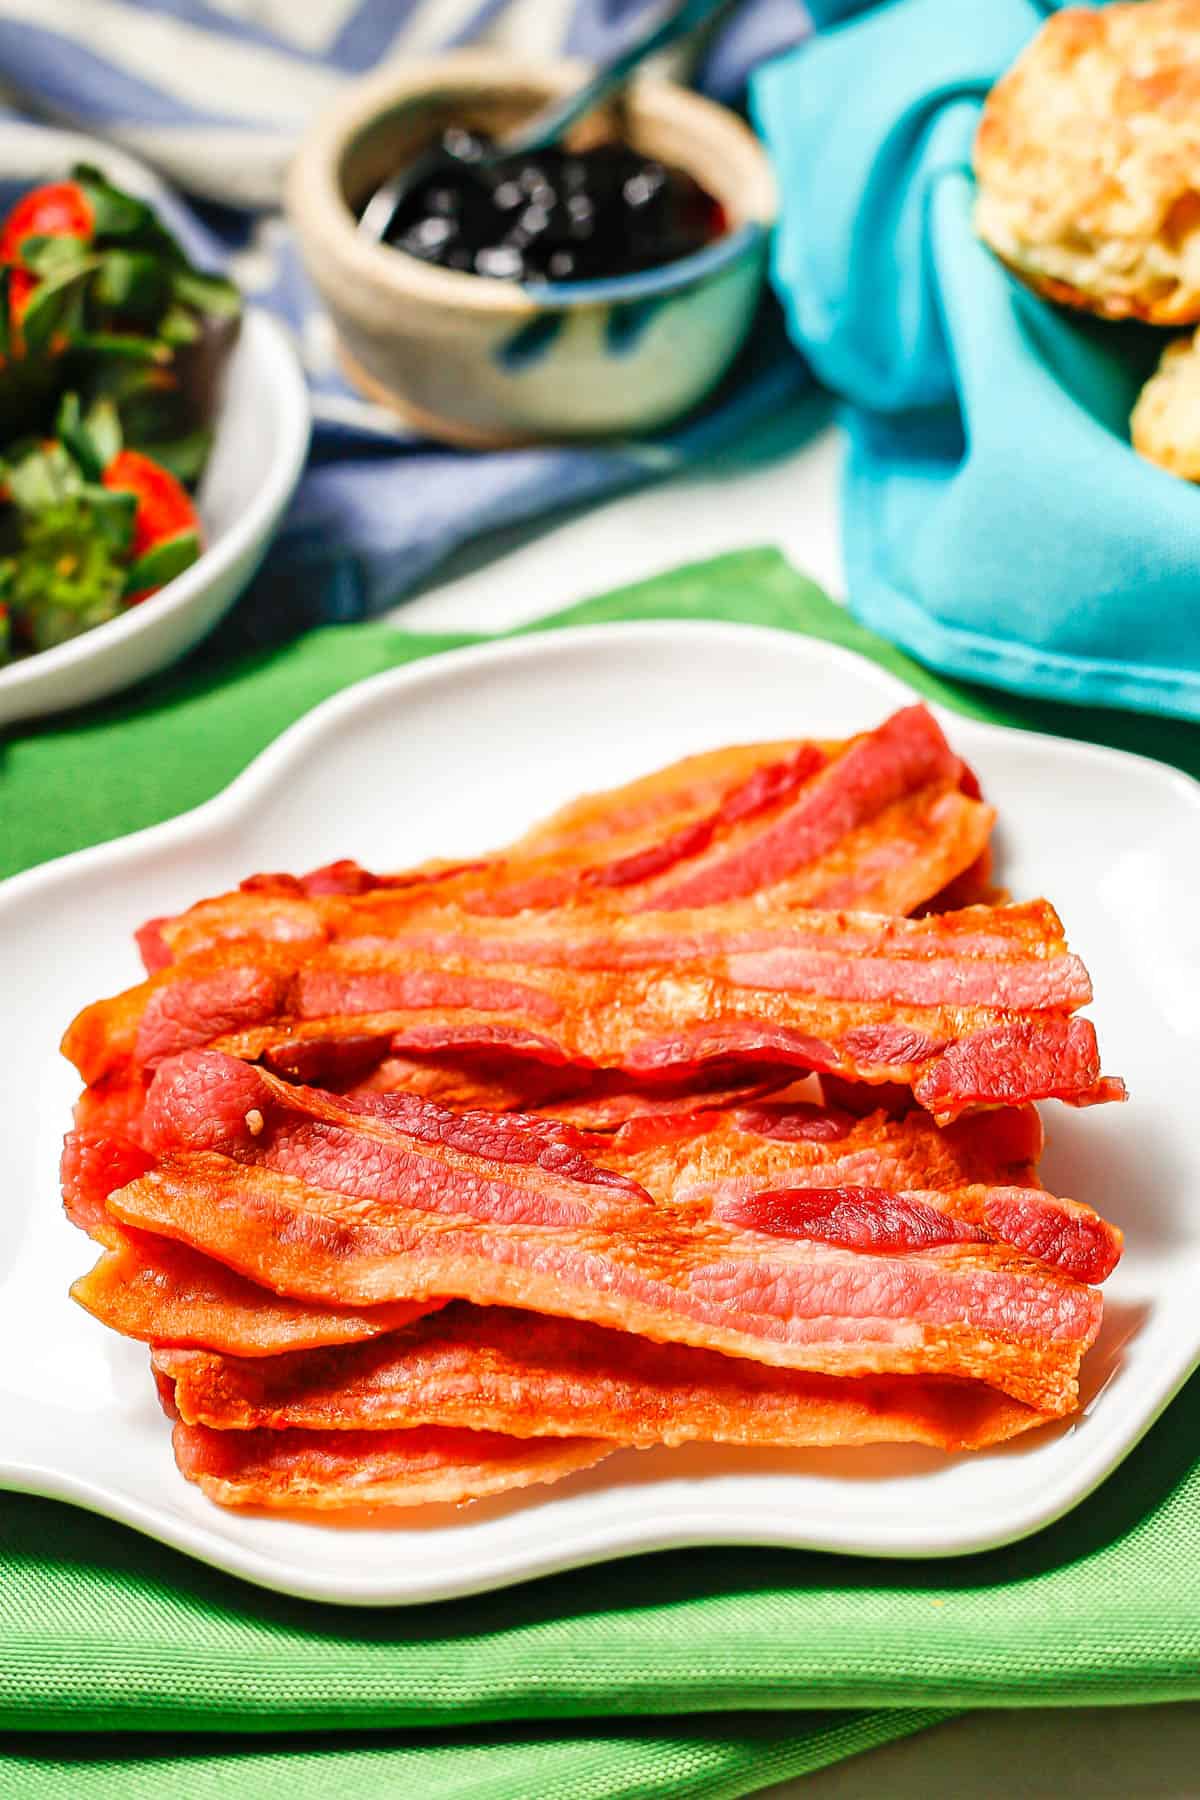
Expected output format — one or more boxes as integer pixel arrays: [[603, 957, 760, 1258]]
[[502, 0, 739, 158], [357, 0, 739, 242]]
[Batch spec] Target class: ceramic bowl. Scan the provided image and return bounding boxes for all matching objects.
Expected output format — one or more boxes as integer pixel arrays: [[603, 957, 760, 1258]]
[[0, 129, 311, 729], [286, 53, 777, 448], [0, 310, 310, 728]]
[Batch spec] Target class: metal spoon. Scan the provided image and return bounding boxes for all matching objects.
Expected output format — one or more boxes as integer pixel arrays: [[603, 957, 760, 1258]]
[[359, 0, 738, 242]]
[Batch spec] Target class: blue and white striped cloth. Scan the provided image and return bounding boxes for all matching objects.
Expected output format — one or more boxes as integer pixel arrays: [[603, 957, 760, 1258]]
[[0, 0, 812, 641]]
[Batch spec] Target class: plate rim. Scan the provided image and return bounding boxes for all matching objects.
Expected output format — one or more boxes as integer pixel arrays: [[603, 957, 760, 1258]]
[[4, 617, 1198, 1607], [6, 619, 1199, 901]]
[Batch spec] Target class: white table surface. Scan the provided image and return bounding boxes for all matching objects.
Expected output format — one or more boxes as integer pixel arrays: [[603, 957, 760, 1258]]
[[390, 412, 1200, 1794], [397, 394, 845, 635]]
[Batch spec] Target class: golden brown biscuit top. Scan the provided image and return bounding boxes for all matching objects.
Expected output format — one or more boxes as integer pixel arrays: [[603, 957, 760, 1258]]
[[974, 0, 1200, 323], [1131, 327, 1200, 478]]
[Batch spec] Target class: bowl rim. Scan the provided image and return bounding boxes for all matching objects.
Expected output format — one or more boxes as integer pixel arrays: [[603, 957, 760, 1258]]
[[286, 50, 778, 320], [0, 308, 311, 703]]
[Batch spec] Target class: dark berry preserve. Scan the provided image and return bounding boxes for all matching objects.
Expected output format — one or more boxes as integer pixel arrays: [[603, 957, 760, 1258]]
[[378, 128, 726, 283]]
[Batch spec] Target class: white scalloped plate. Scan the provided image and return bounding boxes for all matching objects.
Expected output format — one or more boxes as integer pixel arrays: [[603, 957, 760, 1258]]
[[2, 622, 1197, 1605]]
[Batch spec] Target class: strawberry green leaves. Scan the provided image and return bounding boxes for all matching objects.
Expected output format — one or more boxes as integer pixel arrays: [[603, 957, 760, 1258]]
[[0, 441, 135, 652], [122, 530, 201, 602], [0, 165, 233, 665], [0, 399, 201, 661], [56, 392, 123, 481], [0, 162, 240, 458]]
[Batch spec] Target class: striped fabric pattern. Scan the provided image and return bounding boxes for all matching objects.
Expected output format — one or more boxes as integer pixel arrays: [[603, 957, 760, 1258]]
[[0, 0, 811, 637]]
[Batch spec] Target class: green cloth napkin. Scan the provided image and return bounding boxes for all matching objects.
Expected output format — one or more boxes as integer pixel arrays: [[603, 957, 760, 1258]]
[[4, 547, 1197, 873], [3, 549, 1200, 1800]]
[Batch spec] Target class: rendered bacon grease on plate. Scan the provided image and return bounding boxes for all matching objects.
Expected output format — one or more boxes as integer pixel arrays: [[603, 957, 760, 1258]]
[[58, 706, 1128, 1517]]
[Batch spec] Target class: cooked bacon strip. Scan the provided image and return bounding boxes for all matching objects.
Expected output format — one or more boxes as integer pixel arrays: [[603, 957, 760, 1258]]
[[344, 1056, 787, 1129], [466, 707, 978, 915], [170, 1418, 611, 1511], [600, 1101, 1121, 1285], [727, 1187, 987, 1252], [156, 1304, 1046, 1452], [818, 1074, 916, 1118], [63, 1083, 443, 1353], [61, 1077, 157, 1235], [467, 741, 828, 914], [68, 1076, 1112, 1369], [64, 993, 1116, 1286], [136, 860, 492, 973], [617, 706, 973, 912], [769, 786, 991, 916], [531, 1073, 789, 1130], [243, 857, 489, 899], [72, 1227, 438, 1355], [104, 1051, 1105, 1413], [64, 1064, 784, 1196], [339, 1050, 582, 1113], [516, 738, 838, 854], [138, 708, 992, 968], [352, 893, 1089, 989], [390, 782, 987, 921], [73, 1077, 147, 1142], [606, 1095, 1043, 1188], [916, 847, 1004, 915], [62, 1128, 153, 1237], [65, 895, 1117, 1122]]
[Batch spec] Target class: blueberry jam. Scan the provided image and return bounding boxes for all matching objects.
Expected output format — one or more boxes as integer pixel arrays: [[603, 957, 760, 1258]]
[[379, 128, 726, 283]]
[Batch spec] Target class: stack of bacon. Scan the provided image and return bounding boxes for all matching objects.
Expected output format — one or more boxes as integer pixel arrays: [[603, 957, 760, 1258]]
[[59, 706, 1127, 1516]]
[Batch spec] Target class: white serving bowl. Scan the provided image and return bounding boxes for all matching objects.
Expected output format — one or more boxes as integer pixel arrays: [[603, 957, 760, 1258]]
[[0, 308, 310, 728], [0, 126, 310, 727]]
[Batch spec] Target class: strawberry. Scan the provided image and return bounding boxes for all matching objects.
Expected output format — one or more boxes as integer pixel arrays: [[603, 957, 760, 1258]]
[[103, 447, 198, 557], [102, 447, 201, 602], [0, 424, 203, 665], [0, 182, 94, 382], [6, 266, 37, 326], [0, 181, 94, 265]]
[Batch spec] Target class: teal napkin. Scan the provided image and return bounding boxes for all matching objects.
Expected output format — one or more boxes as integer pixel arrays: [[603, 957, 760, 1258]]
[[753, 0, 1200, 720]]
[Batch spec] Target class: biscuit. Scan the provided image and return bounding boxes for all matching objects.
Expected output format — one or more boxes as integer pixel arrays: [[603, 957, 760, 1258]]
[[1131, 329, 1200, 477], [974, 1, 1200, 324]]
